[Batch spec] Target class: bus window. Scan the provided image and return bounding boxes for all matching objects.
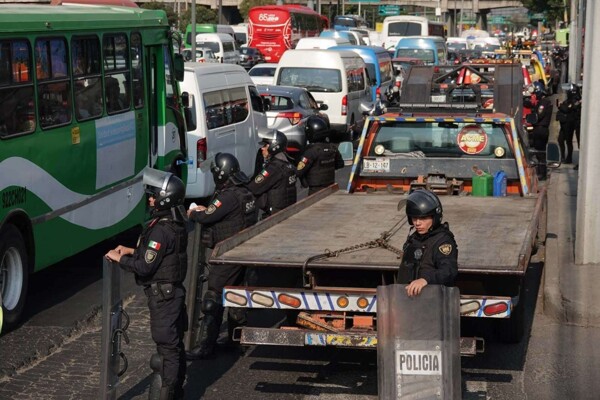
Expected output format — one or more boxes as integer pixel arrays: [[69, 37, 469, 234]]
[[103, 33, 130, 114], [35, 37, 72, 128], [0, 39, 35, 137], [130, 33, 144, 109], [72, 36, 103, 121]]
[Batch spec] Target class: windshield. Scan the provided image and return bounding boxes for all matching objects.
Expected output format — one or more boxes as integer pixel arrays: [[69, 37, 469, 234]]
[[388, 22, 421, 36], [334, 17, 357, 28], [197, 41, 219, 53], [395, 48, 435, 64], [370, 122, 513, 159], [277, 67, 342, 92]]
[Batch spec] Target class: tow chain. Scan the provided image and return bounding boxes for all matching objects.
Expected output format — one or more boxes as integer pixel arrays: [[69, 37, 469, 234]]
[[302, 214, 408, 288]]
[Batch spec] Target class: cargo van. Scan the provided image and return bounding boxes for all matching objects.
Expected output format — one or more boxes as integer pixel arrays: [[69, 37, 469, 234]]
[[195, 33, 239, 64], [295, 36, 350, 50], [180, 63, 268, 198], [329, 45, 393, 102], [394, 36, 447, 66], [275, 49, 372, 135]]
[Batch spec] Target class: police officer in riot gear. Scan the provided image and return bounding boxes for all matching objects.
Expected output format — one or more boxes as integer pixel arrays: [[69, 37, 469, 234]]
[[248, 130, 297, 216], [106, 168, 188, 400], [296, 116, 344, 195], [186, 153, 258, 360], [397, 190, 458, 297], [530, 81, 553, 179]]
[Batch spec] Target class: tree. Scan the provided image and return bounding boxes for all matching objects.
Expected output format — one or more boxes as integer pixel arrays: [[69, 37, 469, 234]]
[[521, 0, 567, 25], [141, 1, 178, 28], [239, 0, 275, 22], [179, 6, 219, 31]]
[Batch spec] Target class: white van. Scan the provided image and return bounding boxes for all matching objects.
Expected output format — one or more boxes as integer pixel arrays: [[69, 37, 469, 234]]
[[195, 33, 239, 65], [295, 37, 351, 50], [232, 23, 248, 47], [180, 63, 268, 198], [274, 49, 372, 134]]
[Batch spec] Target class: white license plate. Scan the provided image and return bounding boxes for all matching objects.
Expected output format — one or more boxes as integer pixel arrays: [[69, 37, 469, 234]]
[[431, 94, 446, 103], [363, 158, 390, 172]]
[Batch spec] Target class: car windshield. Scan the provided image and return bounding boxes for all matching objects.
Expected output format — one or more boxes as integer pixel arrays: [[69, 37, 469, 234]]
[[278, 68, 342, 92], [196, 41, 219, 53], [395, 48, 435, 64], [249, 67, 276, 77], [370, 121, 513, 159], [240, 48, 255, 55]]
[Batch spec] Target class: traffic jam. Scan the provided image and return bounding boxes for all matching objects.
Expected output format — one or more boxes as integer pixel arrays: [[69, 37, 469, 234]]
[[0, 2, 578, 399]]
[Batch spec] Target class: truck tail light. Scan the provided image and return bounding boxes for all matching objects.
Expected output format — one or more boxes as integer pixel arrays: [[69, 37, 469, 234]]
[[278, 293, 301, 308], [196, 138, 207, 168], [277, 112, 302, 125], [341, 95, 348, 116], [483, 301, 509, 316]]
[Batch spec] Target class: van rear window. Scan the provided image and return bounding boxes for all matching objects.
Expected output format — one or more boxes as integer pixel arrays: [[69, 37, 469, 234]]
[[396, 48, 435, 64], [278, 67, 342, 93], [388, 22, 421, 36], [197, 42, 219, 53]]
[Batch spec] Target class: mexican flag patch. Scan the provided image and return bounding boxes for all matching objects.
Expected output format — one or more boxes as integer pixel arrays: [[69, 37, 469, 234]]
[[148, 240, 161, 250], [213, 199, 222, 207]]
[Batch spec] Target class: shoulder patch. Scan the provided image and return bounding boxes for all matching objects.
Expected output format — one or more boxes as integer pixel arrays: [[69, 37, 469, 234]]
[[297, 161, 306, 170], [206, 204, 217, 214], [213, 199, 222, 207], [439, 243, 453, 256], [254, 174, 265, 183], [145, 250, 157, 263], [148, 240, 161, 250]]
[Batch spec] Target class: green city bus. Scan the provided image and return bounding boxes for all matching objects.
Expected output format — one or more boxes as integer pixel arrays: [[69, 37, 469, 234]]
[[184, 24, 235, 49], [0, 4, 189, 329]]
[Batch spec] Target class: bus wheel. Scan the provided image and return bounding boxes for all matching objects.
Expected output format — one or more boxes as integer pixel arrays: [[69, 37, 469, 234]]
[[0, 224, 29, 331]]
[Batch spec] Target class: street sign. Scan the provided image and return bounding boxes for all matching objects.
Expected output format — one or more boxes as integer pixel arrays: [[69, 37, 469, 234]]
[[378, 5, 400, 16]]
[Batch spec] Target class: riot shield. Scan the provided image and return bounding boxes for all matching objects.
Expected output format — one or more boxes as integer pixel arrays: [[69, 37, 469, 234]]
[[184, 222, 207, 350], [377, 284, 461, 400], [100, 259, 129, 400]]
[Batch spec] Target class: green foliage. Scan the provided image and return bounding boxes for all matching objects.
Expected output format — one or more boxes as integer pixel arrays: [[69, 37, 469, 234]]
[[141, 1, 178, 28], [179, 6, 219, 30], [239, 0, 276, 22], [522, 0, 568, 24]]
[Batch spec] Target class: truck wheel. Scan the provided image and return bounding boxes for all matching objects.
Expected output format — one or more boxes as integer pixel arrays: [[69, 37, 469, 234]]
[[498, 291, 525, 344], [0, 225, 29, 331]]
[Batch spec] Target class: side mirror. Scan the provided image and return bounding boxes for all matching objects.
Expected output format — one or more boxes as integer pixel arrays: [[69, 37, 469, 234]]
[[337, 141, 354, 166], [173, 53, 185, 82], [546, 142, 561, 168], [182, 92, 196, 131], [262, 97, 271, 112], [319, 103, 328, 111], [181, 91, 190, 108]]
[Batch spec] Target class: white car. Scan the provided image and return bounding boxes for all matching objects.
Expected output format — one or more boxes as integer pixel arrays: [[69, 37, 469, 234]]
[[181, 47, 218, 63], [248, 63, 278, 85]]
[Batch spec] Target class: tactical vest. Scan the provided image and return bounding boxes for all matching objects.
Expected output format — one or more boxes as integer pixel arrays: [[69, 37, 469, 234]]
[[305, 143, 337, 188], [267, 158, 297, 213], [397, 225, 454, 284], [201, 185, 255, 248], [136, 218, 187, 286]]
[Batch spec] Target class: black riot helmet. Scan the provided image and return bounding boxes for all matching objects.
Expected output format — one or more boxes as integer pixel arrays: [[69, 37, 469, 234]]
[[305, 115, 330, 143], [258, 130, 288, 156], [533, 80, 546, 98], [405, 189, 443, 228], [143, 168, 186, 211], [211, 152, 249, 185]]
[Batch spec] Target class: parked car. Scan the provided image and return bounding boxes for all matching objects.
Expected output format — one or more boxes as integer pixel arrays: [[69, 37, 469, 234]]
[[248, 63, 278, 85], [257, 84, 329, 158], [239, 47, 265, 69], [181, 47, 218, 63]]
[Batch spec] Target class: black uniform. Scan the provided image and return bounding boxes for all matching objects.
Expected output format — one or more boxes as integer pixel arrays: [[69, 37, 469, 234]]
[[557, 96, 578, 163], [247, 154, 297, 215], [296, 142, 344, 195], [119, 210, 188, 395], [531, 96, 553, 151], [187, 183, 257, 357], [397, 223, 458, 286]]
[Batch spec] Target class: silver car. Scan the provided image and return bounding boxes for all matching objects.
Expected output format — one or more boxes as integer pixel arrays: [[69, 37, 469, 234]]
[[257, 85, 329, 158]]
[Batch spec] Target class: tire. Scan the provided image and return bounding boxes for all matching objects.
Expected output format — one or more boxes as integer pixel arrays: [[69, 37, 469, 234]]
[[0, 224, 29, 331]]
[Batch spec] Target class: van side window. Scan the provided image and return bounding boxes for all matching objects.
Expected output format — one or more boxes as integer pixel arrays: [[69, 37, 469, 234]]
[[249, 86, 264, 113], [223, 41, 235, 53], [347, 67, 365, 92], [204, 87, 250, 129]]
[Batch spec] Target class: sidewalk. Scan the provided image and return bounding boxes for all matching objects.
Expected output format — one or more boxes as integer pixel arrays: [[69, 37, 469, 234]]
[[543, 159, 600, 327]]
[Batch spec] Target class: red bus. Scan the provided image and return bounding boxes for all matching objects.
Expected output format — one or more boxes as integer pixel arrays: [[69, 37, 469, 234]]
[[248, 5, 327, 63]]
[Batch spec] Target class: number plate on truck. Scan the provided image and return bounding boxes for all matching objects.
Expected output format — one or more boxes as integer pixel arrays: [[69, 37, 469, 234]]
[[363, 157, 390, 172]]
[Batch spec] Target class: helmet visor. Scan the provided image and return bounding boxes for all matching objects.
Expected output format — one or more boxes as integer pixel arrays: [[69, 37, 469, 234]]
[[142, 167, 171, 195]]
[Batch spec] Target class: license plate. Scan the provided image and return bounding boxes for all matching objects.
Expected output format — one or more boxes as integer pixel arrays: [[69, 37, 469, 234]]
[[431, 94, 446, 103], [363, 157, 390, 172]]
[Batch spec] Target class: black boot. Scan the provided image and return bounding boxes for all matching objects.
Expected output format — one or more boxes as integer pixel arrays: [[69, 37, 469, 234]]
[[186, 308, 223, 360]]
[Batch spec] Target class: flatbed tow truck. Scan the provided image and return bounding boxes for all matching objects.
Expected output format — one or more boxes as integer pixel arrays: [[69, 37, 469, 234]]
[[213, 64, 550, 355]]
